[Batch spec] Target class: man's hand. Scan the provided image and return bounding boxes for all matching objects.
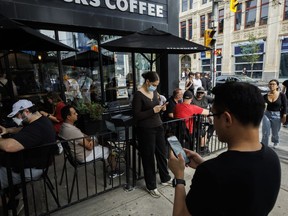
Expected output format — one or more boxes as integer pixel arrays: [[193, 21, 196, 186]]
[[0, 125, 8, 136], [168, 150, 185, 179], [184, 148, 205, 169]]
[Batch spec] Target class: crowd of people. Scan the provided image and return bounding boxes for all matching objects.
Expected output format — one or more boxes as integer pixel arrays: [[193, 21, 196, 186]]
[[0, 68, 287, 215]]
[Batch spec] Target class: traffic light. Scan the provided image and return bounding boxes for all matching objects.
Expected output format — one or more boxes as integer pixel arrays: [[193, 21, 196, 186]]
[[204, 29, 216, 47], [230, 0, 239, 12]]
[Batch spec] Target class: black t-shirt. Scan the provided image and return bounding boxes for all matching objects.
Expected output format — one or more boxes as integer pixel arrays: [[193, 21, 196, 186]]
[[186, 144, 281, 216], [162, 96, 177, 122], [12, 116, 56, 169]]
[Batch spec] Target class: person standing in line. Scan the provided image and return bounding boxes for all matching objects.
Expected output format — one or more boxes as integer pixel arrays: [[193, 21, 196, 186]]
[[162, 88, 183, 122], [192, 72, 202, 95], [168, 82, 281, 216], [281, 79, 288, 127], [173, 90, 209, 150], [132, 71, 171, 198], [185, 72, 194, 95], [261, 79, 287, 148]]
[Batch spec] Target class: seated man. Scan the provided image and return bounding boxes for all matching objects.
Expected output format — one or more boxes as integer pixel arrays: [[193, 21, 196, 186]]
[[0, 99, 56, 189], [58, 105, 123, 178], [0, 99, 56, 214]]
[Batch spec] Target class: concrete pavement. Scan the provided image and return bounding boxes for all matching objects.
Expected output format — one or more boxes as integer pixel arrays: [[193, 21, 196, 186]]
[[52, 127, 288, 216]]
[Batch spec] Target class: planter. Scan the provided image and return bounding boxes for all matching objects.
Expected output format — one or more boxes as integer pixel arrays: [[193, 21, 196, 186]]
[[83, 119, 107, 135]]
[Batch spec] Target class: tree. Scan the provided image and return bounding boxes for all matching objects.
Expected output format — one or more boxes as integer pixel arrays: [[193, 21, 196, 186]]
[[240, 34, 261, 78]]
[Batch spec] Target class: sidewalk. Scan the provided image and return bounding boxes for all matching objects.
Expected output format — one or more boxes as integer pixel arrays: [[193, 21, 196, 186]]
[[52, 127, 288, 216]]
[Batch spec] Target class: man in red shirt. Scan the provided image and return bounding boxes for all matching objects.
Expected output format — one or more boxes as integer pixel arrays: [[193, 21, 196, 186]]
[[174, 90, 209, 134]]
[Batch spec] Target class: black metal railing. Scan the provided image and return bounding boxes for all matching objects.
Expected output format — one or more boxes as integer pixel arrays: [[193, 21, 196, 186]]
[[0, 115, 226, 216]]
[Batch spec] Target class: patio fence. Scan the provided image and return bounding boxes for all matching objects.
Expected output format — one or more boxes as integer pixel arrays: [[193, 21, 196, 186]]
[[0, 115, 226, 216]]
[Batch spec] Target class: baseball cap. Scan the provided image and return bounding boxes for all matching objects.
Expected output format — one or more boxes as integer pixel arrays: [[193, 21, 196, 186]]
[[197, 87, 205, 93], [8, 99, 34, 118], [183, 91, 193, 99]]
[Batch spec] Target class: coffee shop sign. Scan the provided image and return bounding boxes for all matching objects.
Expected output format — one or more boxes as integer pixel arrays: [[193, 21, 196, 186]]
[[63, 0, 164, 17]]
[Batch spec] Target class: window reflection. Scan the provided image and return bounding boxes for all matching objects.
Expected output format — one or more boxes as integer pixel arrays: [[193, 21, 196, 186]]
[[245, 0, 257, 28]]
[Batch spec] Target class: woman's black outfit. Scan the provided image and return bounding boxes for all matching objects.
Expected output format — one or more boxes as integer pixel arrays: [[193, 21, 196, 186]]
[[132, 90, 171, 190]]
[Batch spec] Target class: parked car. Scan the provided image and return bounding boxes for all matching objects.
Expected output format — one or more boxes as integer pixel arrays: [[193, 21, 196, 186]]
[[216, 75, 269, 94]]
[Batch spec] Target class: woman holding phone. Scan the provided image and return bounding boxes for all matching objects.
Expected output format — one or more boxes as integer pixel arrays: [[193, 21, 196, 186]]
[[132, 71, 171, 198]]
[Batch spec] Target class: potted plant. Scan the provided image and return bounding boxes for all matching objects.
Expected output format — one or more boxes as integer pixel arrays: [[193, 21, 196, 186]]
[[75, 100, 107, 134]]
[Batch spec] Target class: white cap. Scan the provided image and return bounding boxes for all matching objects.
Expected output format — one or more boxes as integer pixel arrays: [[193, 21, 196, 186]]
[[7, 99, 34, 118]]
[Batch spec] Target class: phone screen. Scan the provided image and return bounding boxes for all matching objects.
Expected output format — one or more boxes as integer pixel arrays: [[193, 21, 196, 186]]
[[167, 136, 190, 164]]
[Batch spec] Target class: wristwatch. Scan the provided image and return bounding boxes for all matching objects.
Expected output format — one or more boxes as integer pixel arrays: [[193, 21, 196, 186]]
[[172, 178, 186, 187]]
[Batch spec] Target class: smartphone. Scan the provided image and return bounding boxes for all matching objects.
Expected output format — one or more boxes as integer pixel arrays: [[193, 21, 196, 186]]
[[162, 102, 169, 107], [167, 136, 190, 164]]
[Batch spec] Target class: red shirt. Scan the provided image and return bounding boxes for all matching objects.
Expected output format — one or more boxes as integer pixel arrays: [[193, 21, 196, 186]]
[[54, 101, 66, 133], [174, 103, 203, 134]]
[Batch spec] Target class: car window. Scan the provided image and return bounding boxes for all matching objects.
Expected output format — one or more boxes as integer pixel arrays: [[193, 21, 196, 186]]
[[241, 76, 257, 83], [216, 76, 226, 82]]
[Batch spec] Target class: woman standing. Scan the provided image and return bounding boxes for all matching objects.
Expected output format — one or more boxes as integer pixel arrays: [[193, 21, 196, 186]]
[[40, 92, 66, 134], [132, 71, 171, 198], [185, 72, 194, 94], [261, 79, 287, 148]]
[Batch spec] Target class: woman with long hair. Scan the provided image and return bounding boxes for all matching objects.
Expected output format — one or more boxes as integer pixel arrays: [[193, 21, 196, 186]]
[[261, 79, 287, 148], [132, 71, 171, 198]]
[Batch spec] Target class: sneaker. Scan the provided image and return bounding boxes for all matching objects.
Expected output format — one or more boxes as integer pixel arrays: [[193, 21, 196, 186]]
[[8, 198, 24, 216], [146, 188, 161, 198], [283, 124, 288, 128], [273, 143, 278, 149], [161, 178, 173, 186], [108, 170, 124, 178]]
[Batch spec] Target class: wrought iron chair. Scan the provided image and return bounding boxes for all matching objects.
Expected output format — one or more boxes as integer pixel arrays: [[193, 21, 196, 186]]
[[58, 137, 107, 203]]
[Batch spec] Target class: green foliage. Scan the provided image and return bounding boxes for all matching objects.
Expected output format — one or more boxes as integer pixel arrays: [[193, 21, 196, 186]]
[[75, 101, 106, 120], [240, 34, 261, 77]]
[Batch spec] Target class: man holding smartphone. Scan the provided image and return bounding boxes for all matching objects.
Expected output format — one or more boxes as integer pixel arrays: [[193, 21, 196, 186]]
[[168, 82, 281, 216]]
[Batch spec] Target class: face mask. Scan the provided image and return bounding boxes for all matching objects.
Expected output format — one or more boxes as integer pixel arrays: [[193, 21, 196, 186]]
[[178, 99, 183, 103], [148, 85, 157, 92], [12, 117, 23, 126]]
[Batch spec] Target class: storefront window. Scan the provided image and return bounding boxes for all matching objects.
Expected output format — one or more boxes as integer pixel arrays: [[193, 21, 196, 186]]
[[280, 38, 288, 78], [234, 47, 264, 79], [181, 55, 191, 74], [1, 28, 137, 106]]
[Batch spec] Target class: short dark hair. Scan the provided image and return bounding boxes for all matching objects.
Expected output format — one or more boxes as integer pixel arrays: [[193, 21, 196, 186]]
[[172, 88, 182, 98], [61, 105, 74, 120], [47, 92, 63, 104], [212, 82, 265, 126], [142, 71, 159, 83]]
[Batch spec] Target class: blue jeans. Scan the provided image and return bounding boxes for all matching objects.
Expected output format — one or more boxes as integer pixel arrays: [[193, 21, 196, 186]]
[[261, 111, 281, 146]]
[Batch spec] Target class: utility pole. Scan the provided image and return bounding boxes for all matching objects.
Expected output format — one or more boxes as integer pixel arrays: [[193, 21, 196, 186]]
[[211, 0, 218, 88]]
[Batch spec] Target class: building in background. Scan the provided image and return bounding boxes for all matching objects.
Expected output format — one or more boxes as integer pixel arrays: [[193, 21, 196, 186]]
[[179, 0, 288, 81]]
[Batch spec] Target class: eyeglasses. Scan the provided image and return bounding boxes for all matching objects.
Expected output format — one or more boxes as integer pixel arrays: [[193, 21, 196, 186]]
[[207, 112, 223, 118], [207, 108, 223, 118], [197, 92, 205, 94]]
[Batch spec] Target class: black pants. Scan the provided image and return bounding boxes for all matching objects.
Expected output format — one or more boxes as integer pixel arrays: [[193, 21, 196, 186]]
[[137, 126, 171, 190]]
